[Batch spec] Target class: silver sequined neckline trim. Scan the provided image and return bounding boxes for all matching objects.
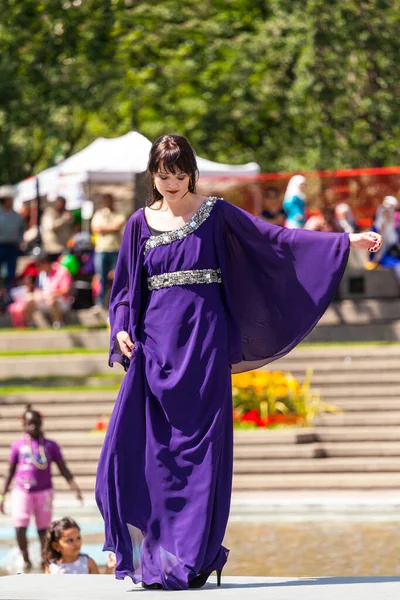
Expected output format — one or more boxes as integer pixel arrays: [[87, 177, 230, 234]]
[[143, 197, 219, 255]]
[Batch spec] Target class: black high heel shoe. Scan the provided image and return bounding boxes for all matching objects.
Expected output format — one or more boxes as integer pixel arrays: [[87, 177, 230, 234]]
[[141, 582, 163, 589], [188, 568, 222, 589]]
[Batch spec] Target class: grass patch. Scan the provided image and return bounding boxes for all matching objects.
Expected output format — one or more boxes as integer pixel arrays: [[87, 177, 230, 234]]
[[0, 348, 107, 357], [0, 324, 107, 333], [300, 340, 400, 348], [0, 374, 123, 389], [0, 385, 120, 394]]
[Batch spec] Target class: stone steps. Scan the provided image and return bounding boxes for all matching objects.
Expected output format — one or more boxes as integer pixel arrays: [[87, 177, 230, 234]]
[[1, 386, 400, 403], [0, 443, 321, 463], [1, 398, 398, 418], [2, 398, 400, 415], [0, 402, 115, 418], [314, 412, 400, 426], [319, 299, 400, 324], [319, 441, 400, 457], [232, 472, 400, 490], [317, 385, 400, 397], [0, 392, 118, 406], [0, 415, 106, 432], [43, 471, 400, 492], [2, 355, 400, 381], [322, 400, 400, 411], [0, 354, 109, 378], [3, 438, 400, 462], [1, 341, 399, 380], [315, 426, 400, 442], [0, 432, 106, 448], [4, 456, 400, 479], [0, 446, 102, 462], [232, 457, 400, 473], [0, 329, 109, 352], [3, 405, 400, 426], [305, 322, 400, 343], [0, 298, 399, 349], [1, 338, 398, 360], [233, 441, 400, 458], [278, 358, 400, 370], [1, 323, 400, 494], [299, 373, 400, 385], [0, 428, 312, 448]]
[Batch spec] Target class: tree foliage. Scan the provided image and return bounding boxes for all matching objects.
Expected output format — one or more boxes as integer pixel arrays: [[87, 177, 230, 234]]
[[1, 0, 400, 183]]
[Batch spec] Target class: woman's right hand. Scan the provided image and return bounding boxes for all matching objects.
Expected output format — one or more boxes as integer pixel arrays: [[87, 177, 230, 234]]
[[116, 331, 135, 359]]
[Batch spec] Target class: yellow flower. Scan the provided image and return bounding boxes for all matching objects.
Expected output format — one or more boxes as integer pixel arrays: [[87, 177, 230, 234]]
[[274, 385, 289, 398]]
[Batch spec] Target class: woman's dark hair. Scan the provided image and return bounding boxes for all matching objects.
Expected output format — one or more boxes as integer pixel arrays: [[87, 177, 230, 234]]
[[265, 186, 280, 198], [23, 404, 41, 422], [44, 517, 80, 564], [147, 135, 199, 206]]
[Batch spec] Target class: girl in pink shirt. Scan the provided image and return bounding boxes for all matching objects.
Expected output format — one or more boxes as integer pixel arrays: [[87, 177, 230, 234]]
[[24, 253, 73, 329], [0, 405, 82, 572]]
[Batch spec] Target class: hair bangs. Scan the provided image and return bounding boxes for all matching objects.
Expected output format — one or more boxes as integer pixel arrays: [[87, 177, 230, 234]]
[[147, 135, 199, 205]]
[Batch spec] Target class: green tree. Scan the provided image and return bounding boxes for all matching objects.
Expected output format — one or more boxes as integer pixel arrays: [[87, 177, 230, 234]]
[[0, 0, 119, 182], [1, 0, 400, 183]]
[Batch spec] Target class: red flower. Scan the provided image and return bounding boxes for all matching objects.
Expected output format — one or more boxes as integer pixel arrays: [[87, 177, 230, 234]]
[[241, 410, 264, 427]]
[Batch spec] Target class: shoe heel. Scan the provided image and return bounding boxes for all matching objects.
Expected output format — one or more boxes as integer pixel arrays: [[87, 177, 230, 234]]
[[216, 568, 222, 587]]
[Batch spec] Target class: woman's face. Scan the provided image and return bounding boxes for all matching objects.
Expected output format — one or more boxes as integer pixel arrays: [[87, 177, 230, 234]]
[[23, 413, 42, 439], [264, 190, 280, 210], [53, 527, 82, 562], [154, 165, 190, 202]]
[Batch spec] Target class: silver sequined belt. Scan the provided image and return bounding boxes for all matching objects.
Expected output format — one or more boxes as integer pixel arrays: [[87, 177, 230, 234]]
[[147, 268, 222, 291]]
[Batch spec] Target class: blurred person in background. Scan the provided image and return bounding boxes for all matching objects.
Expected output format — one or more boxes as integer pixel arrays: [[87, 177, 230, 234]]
[[304, 205, 344, 233], [335, 202, 357, 234], [8, 275, 37, 328], [0, 405, 82, 572], [365, 196, 400, 275], [0, 186, 24, 303], [259, 186, 286, 226], [23, 251, 73, 328], [374, 196, 398, 252], [20, 201, 40, 252], [18, 202, 31, 233], [282, 175, 307, 228], [91, 194, 126, 308], [41, 197, 74, 262]]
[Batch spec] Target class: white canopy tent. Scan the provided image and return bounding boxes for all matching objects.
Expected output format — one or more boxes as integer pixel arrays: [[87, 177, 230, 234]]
[[196, 156, 260, 177], [57, 131, 152, 184], [13, 131, 260, 209]]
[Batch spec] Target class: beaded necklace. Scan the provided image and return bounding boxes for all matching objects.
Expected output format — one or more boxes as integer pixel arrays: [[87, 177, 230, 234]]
[[27, 435, 48, 470]]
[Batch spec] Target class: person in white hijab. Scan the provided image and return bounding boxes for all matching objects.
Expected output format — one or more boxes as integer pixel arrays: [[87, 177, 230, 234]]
[[282, 175, 306, 228]]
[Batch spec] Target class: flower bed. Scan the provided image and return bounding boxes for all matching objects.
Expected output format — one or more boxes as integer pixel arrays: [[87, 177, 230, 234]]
[[232, 368, 339, 429]]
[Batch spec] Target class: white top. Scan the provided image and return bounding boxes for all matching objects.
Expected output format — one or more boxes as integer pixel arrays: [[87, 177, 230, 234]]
[[91, 207, 126, 252], [49, 554, 89, 574]]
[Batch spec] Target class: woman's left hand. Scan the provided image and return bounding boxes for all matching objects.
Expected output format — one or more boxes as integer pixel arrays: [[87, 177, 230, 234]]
[[349, 232, 383, 252]]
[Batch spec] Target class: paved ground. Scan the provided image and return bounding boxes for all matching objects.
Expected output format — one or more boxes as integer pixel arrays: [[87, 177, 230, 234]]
[[2, 575, 400, 599], [14, 490, 400, 520]]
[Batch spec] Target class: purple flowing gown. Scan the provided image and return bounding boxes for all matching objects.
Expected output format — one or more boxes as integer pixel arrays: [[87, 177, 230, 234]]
[[95, 198, 349, 589]]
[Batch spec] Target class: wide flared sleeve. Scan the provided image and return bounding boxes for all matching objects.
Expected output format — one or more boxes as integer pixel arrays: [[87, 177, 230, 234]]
[[214, 200, 350, 373], [108, 211, 146, 369]]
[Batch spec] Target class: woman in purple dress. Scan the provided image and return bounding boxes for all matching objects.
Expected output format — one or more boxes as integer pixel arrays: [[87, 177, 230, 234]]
[[95, 135, 382, 590]]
